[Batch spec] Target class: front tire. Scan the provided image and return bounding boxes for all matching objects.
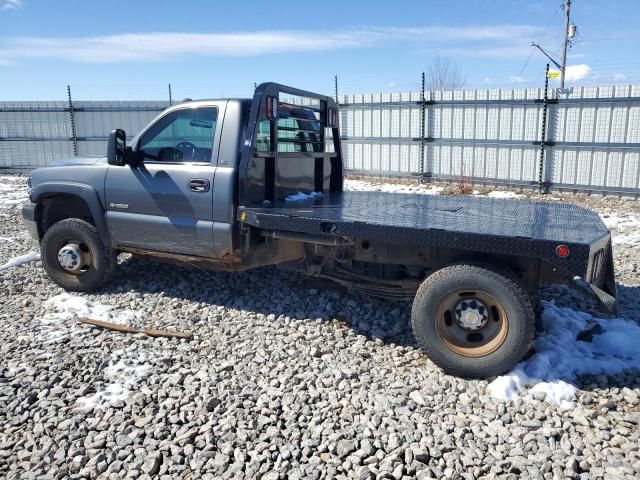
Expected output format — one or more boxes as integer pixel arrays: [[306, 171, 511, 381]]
[[411, 264, 535, 378], [41, 218, 116, 292]]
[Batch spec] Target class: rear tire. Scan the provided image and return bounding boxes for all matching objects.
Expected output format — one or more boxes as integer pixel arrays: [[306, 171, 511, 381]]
[[411, 263, 534, 378], [41, 218, 116, 292]]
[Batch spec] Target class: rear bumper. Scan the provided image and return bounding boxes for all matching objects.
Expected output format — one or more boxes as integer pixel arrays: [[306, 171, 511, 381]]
[[21, 202, 39, 240]]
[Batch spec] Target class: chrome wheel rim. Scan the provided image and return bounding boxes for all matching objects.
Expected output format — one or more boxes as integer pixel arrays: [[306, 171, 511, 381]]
[[57, 242, 92, 274]]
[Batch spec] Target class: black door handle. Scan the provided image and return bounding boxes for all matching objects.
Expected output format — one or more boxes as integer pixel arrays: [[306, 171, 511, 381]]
[[188, 178, 210, 192]]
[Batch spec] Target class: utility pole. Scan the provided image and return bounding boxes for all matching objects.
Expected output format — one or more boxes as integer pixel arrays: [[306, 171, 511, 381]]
[[560, 0, 572, 89], [531, 0, 577, 88]]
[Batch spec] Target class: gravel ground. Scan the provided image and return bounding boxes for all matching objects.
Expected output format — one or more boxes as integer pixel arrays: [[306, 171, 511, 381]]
[[1, 174, 639, 479]]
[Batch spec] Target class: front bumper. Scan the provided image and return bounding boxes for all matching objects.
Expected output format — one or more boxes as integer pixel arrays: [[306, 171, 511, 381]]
[[21, 202, 39, 240]]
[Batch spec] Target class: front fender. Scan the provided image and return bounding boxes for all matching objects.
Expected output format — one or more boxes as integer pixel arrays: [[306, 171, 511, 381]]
[[31, 181, 110, 241]]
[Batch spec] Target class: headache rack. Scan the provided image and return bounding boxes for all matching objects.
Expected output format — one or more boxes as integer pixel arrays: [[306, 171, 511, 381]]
[[238, 83, 343, 206]]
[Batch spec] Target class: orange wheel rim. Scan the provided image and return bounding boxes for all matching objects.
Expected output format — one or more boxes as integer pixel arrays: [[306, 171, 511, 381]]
[[435, 290, 509, 357]]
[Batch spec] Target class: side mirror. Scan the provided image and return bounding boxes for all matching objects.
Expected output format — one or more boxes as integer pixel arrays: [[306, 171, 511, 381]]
[[107, 129, 127, 166]]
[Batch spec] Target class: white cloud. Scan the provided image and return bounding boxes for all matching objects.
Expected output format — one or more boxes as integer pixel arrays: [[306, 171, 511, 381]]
[[0, 25, 542, 64], [484, 77, 492, 84], [562, 64, 593, 82], [1, 0, 23, 11], [613, 73, 626, 82], [510, 75, 525, 83]]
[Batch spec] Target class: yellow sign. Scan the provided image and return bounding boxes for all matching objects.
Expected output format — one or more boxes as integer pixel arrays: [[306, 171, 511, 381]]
[[547, 71, 560, 79]]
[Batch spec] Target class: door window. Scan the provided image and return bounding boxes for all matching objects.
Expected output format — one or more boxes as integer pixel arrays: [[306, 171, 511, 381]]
[[138, 107, 217, 163]]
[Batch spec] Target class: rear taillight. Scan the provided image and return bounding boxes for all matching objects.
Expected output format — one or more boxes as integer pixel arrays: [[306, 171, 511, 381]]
[[266, 96, 272, 118], [556, 245, 570, 258], [266, 96, 278, 120]]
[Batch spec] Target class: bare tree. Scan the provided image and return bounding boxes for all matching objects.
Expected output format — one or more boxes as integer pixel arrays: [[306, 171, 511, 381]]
[[426, 56, 466, 91]]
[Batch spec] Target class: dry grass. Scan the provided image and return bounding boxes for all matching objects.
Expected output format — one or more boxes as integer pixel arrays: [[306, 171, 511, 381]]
[[441, 178, 474, 196]]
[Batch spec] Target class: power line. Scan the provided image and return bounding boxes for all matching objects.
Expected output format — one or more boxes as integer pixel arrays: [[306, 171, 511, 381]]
[[526, 1, 573, 88], [511, 4, 562, 87]]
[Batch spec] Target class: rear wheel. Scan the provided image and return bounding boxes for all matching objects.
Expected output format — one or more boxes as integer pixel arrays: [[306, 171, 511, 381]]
[[41, 218, 116, 292], [411, 263, 534, 378]]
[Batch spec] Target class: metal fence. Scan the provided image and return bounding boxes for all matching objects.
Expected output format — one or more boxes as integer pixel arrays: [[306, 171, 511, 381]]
[[338, 84, 640, 195], [0, 97, 167, 169], [1, 83, 640, 195]]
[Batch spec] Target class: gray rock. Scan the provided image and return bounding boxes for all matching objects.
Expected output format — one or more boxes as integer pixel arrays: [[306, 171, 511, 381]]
[[355, 466, 374, 480], [337, 440, 357, 457], [142, 454, 161, 476], [412, 446, 430, 464]]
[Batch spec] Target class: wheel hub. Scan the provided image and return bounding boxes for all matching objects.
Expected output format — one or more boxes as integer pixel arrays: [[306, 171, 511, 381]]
[[454, 298, 488, 331], [57, 244, 86, 272]]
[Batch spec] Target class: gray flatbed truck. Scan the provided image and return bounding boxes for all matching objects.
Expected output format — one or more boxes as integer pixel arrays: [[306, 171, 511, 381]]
[[21, 83, 617, 378]]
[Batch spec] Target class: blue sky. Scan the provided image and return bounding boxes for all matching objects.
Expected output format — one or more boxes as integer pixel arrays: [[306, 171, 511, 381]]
[[0, 0, 638, 100]]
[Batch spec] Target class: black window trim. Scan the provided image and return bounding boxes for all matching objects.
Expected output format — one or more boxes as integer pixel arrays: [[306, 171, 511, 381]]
[[134, 105, 219, 165]]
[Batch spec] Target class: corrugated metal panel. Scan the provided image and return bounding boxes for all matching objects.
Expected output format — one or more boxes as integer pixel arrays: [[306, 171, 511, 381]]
[[0, 141, 74, 168], [1, 90, 639, 193], [0, 100, 166, 167], [338, 84, 640, 192]]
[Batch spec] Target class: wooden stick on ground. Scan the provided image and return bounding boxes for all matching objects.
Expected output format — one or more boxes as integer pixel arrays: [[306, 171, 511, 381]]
[[78, 318, 192, 339]]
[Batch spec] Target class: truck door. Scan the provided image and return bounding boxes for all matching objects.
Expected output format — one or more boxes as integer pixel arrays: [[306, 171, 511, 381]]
[[105, 104, 221, 257]]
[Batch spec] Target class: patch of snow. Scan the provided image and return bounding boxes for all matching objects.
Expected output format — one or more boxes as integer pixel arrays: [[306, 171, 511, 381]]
[[33, 294, 138, 347], [344, 179, 532, 198], [75, 352, 150, 411], [488, 301, 640, 409], [0, 177, 28, 208], [0, 251, 40, 271], [0, 175, 24, 182], [284, 191, 323, 202], [0, 198, 26, 207], [31, 294, 149, 408], [600, 213, 640, 247], [612, 233, 640, 246], [344, 179, 443, 195], [43, 293, 136, 325], [483, 190, 524, 199], [600, 213, 640, 229]]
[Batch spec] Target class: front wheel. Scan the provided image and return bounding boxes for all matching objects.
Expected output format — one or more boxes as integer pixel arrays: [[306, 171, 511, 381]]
[[411, 264, 535, 378], [41, 218, 116, 292]]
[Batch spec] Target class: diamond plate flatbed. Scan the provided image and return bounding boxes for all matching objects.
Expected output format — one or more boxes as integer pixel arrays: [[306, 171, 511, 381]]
[[239, 191, 612, 282]]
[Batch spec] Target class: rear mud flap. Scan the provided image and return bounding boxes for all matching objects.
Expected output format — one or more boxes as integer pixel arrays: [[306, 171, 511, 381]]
[[597, 241, 618, 314], [580, 241, 618, 315]]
